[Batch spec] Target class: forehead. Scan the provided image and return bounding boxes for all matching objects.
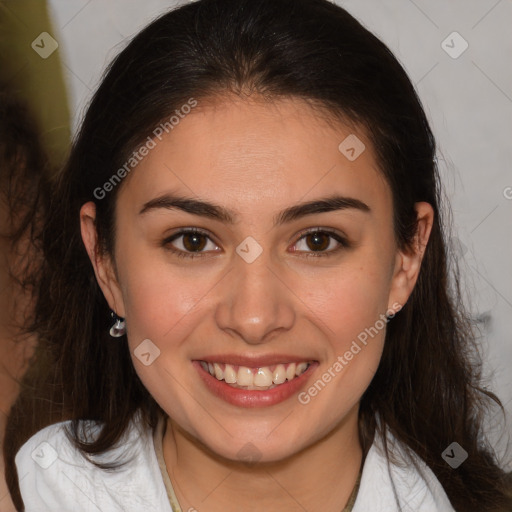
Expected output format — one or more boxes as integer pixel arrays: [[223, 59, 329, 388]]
[[118, 95, 391, 219]]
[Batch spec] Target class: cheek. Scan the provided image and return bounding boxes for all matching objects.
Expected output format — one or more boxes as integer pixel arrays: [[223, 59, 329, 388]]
[[295, 256, 391, 344], [294, 280, 388, 421], [116, 239, 210, 339], [292, 253, 391, 400], [116, 250, 207, 415]]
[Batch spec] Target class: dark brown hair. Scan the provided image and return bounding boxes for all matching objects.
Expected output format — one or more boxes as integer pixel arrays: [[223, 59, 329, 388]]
[[0, 91, 49, 292], [0, 90, 49, 508], [4, 0, 511, 510]]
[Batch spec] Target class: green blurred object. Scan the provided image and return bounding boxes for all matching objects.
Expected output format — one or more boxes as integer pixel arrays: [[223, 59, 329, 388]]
[[0, 0, 72, 175]]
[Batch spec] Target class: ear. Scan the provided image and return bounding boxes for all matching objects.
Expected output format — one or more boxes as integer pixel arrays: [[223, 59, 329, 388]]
[[387, 202, 434, 312], [80, 201, 126, 317]]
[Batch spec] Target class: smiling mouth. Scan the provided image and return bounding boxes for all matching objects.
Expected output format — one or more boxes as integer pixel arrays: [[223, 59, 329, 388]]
[[198, 361, 313, 390]]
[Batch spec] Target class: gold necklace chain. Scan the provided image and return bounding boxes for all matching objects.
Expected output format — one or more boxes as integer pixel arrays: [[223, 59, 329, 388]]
[[154, 413, 363, 512]]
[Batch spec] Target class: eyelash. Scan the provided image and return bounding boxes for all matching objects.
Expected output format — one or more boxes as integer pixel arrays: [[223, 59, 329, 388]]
[[162, 227, 350, 260]]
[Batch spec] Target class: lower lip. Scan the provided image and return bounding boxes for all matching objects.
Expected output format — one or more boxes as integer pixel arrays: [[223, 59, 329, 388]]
[[192, 361, 318, 408]]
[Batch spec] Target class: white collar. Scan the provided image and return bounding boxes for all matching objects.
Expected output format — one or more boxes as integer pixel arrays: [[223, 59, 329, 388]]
[[352, 423, 455, 511]]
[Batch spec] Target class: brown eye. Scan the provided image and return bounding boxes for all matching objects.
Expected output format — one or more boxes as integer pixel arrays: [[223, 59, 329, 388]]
[[162, 228, 219, 259], [182, 232, 208, 252], [304, 232, 331, 251], [292, 228, 349, 257]]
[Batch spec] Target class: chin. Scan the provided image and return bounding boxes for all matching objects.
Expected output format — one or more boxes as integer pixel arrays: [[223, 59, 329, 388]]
[[199, 431, 306, 466]]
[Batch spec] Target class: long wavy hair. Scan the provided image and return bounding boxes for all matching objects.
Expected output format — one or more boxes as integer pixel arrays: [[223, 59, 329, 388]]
[[0, 91, 49, 305], [4, 0, 511, 510]]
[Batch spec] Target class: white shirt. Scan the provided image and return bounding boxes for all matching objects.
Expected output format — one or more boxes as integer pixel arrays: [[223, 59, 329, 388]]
[[15, 410, 456, 511]]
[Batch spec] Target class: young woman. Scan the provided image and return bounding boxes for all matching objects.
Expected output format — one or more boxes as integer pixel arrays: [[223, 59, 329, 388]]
[[5, 0, 511, 510]]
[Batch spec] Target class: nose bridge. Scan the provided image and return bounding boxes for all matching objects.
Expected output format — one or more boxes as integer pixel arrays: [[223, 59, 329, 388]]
[[214, 244, 295, 344]]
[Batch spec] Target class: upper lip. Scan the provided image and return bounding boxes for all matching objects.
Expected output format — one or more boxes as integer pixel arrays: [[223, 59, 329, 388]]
[[195, 354, 316, 367]]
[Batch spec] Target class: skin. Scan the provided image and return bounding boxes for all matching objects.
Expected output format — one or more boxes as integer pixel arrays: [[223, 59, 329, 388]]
[[81, 95, 433, 512]]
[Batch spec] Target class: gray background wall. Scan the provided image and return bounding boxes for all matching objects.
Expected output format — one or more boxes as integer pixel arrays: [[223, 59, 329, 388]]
[[46, 0, 512, 467]]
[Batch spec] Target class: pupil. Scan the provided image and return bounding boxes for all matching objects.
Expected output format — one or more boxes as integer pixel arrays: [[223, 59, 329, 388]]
[[308, 233, 328, 251], [184, 233, 206, 252]]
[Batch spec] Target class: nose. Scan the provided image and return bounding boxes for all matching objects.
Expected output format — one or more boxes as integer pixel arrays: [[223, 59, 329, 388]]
[[214, 249, 296, 346]]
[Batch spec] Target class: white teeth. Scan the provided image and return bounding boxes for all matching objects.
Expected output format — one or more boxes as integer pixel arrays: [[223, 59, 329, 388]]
[[223, 364, 237, 384], [237, 366, 254, 387], [272, 364, 287, 385], [295, 362, 308, 376], [286, 363, 296, 381], [202, 361, 310, 388], [214, 363, 223, 380], [253, 367, 273, 387]]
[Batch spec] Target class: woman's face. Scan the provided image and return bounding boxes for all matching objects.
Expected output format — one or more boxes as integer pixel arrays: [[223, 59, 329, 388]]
[[82, 95, 432, 462]]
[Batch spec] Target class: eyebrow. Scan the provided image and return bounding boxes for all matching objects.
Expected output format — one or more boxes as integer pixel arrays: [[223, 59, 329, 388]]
[[139, 193, 371, 226]]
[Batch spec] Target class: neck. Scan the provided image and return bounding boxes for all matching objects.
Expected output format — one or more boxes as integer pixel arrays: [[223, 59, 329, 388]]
[[162, 404, 362, 512]]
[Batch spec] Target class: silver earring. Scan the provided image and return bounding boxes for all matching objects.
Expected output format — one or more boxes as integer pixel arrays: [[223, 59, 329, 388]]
[[109, 311, 126, 337]]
